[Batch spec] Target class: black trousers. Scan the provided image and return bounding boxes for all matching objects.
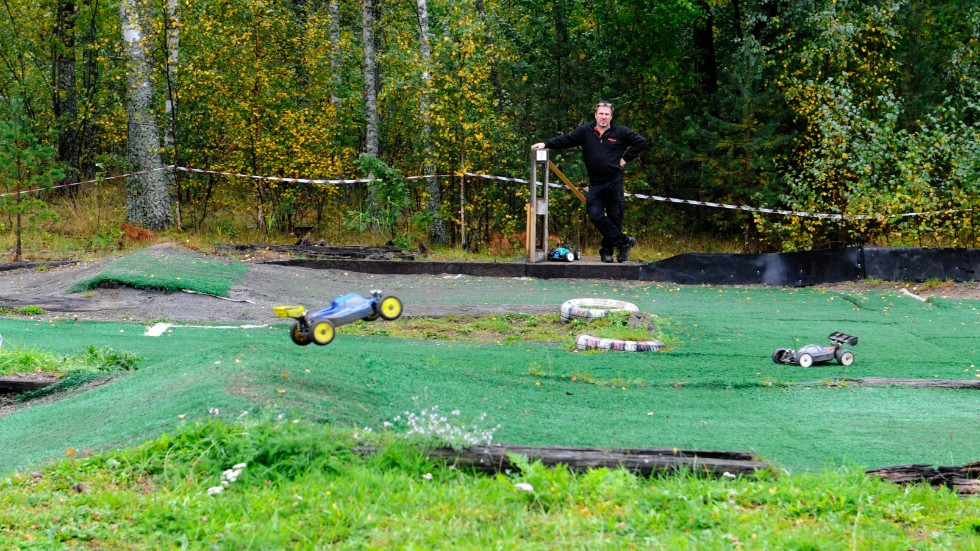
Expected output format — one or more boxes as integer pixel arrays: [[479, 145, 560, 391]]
[[586, 175, 628, 253]]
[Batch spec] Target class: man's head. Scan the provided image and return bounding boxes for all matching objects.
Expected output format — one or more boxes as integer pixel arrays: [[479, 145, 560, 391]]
[[595, 102, 614, 130]]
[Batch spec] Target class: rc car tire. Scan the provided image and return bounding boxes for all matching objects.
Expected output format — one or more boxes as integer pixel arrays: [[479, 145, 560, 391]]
[[575, 334, 664, 352], [560, 298, 639, 323], [364, 309, 380, 321], [290, 322, 312, 346], [772, 349, 788, 364], [838, 350, 854, 366], [379, 296, 403, 320], [565, 252, 575, 262], [311, 319, 336, 345], [797, 353, 814, 368]]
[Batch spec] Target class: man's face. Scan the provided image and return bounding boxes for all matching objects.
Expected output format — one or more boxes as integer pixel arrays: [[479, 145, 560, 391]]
[[595, 106, 613, 129]]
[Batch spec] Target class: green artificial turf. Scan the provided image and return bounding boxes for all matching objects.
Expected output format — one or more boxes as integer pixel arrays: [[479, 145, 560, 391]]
[[1, 279, 977, 475], [67, 248, 249, 296]]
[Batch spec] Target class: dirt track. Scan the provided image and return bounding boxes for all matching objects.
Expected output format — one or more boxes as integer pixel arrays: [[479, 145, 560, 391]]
[[0, 243, 977, 325], [0, 243, 563, 323]]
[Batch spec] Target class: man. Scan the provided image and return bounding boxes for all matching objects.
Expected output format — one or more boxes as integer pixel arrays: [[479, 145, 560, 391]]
[[531, 102, 647, 263]]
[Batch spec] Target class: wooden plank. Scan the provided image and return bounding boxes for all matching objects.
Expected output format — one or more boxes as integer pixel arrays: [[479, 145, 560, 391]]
[[548, 161, 587, 204], [867, 461, 980, 495], [0, 376, 57, 393], [803, 377, 980, 389], [356, 444, 769, 478], [214, 243, 415, 260]]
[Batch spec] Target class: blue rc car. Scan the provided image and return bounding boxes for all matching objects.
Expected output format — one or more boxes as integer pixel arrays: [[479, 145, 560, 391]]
[[274, 290, 403, 346], [772, 331, 858, 367], [548, 244, 581, 262]]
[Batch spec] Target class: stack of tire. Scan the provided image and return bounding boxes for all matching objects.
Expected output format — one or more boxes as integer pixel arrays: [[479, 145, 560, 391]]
[[559, 298, 665, 352]]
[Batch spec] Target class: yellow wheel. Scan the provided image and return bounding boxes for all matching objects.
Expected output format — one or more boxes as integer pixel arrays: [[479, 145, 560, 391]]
[[379, 296, 403, 320], [290, 322, 312, 346], [311, 320, 336, 345]]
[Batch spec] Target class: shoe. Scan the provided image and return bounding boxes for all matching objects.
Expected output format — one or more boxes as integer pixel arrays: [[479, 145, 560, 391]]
[[599, 248, 614, 263], [616, 235, 636, 263]]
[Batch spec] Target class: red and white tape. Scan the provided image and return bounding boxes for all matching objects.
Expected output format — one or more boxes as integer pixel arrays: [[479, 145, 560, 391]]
[[2, 165, 970, 222]]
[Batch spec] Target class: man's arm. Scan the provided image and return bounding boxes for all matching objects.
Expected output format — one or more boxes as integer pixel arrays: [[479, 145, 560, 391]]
[[530, 126, 586, 151], [621, 128, 648, 164]]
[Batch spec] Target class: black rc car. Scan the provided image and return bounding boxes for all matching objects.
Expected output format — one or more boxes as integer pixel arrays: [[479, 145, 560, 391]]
[[772, 331, 858, 367]]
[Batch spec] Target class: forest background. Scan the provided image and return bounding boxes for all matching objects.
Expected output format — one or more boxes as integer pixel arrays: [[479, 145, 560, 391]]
[[1, 0, 978, 258]]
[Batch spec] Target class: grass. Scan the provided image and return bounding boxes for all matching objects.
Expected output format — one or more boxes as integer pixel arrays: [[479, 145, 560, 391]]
[[0, 345, 141, 377], [0, 418, 976, 548], [339, 311, 672, 347], [0, 344, 143, 402]]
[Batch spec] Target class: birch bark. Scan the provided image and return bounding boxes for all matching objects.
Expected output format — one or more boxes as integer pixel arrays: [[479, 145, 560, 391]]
[[416, 0, 446, 244], [120, 0, 174, 230]]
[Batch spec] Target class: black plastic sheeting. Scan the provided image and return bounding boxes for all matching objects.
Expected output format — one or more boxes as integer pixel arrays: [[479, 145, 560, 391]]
[[639, 247, 980, 287]]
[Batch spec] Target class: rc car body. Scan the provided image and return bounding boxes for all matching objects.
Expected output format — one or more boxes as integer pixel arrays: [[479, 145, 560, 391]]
[[548, 244, 581, 262], [274, 290, 403, 346], [772, 331, 858, 367]]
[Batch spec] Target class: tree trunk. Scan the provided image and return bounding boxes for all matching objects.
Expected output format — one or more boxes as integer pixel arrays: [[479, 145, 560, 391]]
[[693, 0, 718, 96], [163, 0, 181, 230], [362, 0, 379, 156], [120, 0, 174, 231], [54, 0, 81, 192], [329, 0, 341, 107], [416, 0, 446, 245]]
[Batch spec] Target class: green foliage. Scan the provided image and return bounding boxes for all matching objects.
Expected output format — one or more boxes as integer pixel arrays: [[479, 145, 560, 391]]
[[769, 0, 980, 249], [0, 305, 45, 316], [0, 343, 141, 402], [0, 345, 141, 377], [344, 153, 419, 247], [0, 0, 979, 253], [0, 99, 65, 259]]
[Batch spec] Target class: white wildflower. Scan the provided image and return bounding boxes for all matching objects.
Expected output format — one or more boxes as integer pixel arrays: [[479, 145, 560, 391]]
[[514, 482, 534, 493], [207, 486, 224, 496]]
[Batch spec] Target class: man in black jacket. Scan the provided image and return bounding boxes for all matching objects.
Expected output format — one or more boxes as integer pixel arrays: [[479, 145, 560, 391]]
[[531, 101, 647, 263]]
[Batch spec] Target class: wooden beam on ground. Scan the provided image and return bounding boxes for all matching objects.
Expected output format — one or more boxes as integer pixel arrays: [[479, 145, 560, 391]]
[[358, 444, 770, 478], [0, 376, 57, 393], [548, 161, 587, 205], [214, 243, 416, 261], [868, 462, 980, 495], [801, 377, 980, 390]]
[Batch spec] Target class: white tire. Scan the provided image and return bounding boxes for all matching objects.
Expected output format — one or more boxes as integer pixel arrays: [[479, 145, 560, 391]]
[[575, 334, 664, 352], [560, 298, 639, 323]]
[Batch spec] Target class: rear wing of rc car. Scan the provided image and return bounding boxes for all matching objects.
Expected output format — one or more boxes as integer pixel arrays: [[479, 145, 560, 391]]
[[828, 331, 858, 346]]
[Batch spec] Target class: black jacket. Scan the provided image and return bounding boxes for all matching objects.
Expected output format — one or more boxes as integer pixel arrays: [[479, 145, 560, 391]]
[[544, 124, 647, 182]]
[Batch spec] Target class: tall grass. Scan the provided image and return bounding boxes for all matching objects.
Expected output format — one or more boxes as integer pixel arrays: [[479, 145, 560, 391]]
[[0, 418, 976, 548]]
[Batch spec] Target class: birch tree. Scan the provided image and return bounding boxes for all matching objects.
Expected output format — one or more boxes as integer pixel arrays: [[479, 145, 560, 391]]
[[362, 0, 379, 156], [416, 0, 446, 244], [120, 0, 174, 230], [162, 0, 181, 229], [329, 0, 341, 107]]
